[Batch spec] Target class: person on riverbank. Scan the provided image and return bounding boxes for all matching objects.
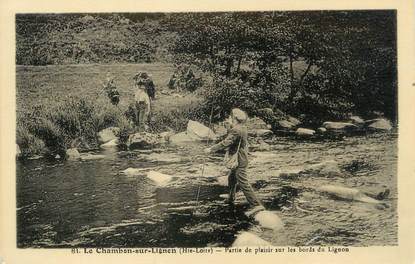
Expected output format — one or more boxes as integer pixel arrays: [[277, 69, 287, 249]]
[[102, 75, 120, 106], [134, 71, 156, 123], [134, 82, 151, 131], [204, 108, 265, 211], [134, 71, 155, 100]]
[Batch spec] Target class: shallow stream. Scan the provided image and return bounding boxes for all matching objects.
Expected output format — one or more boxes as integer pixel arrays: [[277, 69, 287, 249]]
[[16, 133, 397, 248]]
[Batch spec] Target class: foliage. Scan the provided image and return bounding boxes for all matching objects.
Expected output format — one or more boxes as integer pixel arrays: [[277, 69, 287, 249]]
[[16, 96, 130, 157], [149, 95, 207, 132], [16, 124, 46, 157], [166, 11, 397, 124], [16, 14, 175, 65], [16, 11, 397, 144]]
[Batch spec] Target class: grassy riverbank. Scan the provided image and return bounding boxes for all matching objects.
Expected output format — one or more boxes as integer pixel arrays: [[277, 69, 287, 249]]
[[16, 63, 205, 157]]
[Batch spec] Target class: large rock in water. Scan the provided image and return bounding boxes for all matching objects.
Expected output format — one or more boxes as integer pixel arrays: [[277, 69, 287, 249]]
[[127, 132, 161, 150], [97, 127, 120, 144], [249, 129, 273, 138], [232, 232, 272, 247], [100, 138, 119, 149], [254, 211, 284, 231], [278, 120, 295, 129], [317, 185, 382, 204], [246, 117, 269, 130], [187, 120, 217, 141], [66, 148, 81, 160], [317, 127, 327, 134], [366, 118, 393, 131], [295, 128, 315, 137], [323, 122, 358, 131], [255, 108, 301, 131], [147, 171, 173, 186], [287, 115, 301, 126], [348, 115, 365, 125]]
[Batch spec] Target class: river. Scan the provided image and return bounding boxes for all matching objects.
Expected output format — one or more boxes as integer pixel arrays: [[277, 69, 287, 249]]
[[16, 133, 397, 248]]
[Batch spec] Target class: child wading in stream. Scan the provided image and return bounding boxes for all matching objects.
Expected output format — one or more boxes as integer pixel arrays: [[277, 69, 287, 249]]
[[204, 108, 265, 213]]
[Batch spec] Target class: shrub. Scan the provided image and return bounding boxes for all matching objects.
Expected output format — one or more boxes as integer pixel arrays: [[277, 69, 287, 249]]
[[16, 96, 131, 157], [16, 125, 45, 157], [48, 97, 97, 144], [201, 76, 273, 122], [149, 95, 207, 132]]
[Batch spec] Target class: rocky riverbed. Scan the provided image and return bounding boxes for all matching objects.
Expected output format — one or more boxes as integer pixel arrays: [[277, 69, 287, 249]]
[[16, 132, 397, 248]]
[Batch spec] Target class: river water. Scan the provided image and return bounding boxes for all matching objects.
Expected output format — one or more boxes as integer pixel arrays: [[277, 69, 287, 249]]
[[16, 133, 397, 248]]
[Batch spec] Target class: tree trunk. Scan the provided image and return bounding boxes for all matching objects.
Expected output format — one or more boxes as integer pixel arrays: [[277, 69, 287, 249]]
[[288, 44, 296, 102], [299, 60, 313, 85], [289, 45, 294, 84], [225, 58, 233, 77], [236, 55, 243, 74]]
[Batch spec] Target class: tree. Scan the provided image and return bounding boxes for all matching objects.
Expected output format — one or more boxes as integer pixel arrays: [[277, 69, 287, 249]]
[[167, 11, 397, 124]]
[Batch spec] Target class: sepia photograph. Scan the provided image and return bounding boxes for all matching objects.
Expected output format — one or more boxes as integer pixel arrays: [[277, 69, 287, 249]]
[[14, 10, 399, 249]]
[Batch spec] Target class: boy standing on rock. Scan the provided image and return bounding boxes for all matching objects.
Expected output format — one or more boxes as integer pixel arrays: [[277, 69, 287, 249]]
[[134, 71, 156, 100], [134, 82, 151, 132], [204, 108, 264, 212]]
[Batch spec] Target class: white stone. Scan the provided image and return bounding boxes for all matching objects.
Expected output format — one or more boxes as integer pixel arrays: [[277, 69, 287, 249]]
[[287, 115, 301, 126], [317, 127, 327, 133], [66, 148, 81, 160], [147, 171, 173, 186], [100, 138, 119, 149], [368, 118, 392, 131], [295, 128, 315, 136], [232, 232, 272, 247], [278, 120, 295, 129], [187, 120, 216, 141], [349, 116, 364, 124], [97, 127, 120, 144], [254, 210, 284, 231], [323, 122, 358, 130], [317, 185, 381, 204], [246, 117, 269, 130]]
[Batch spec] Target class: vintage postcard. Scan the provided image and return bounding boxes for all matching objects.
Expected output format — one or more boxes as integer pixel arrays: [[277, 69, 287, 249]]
[[1, 0, 414, 263]]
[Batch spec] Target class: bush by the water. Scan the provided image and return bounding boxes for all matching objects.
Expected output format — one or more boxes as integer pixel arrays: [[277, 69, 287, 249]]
[[16, 93, 208, 157], [149, 94, 207, 132], [16, 96, 131, 157]]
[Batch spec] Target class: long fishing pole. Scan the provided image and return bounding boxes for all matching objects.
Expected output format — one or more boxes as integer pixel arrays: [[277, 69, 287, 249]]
[[195, 105, 215, 205]]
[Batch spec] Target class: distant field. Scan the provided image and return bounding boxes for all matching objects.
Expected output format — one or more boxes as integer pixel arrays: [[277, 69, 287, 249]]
[[16, 63, 181, 114]]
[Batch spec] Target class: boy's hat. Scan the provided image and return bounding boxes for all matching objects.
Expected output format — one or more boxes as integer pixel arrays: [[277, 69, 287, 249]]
[[231, 108, 248, 123]]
